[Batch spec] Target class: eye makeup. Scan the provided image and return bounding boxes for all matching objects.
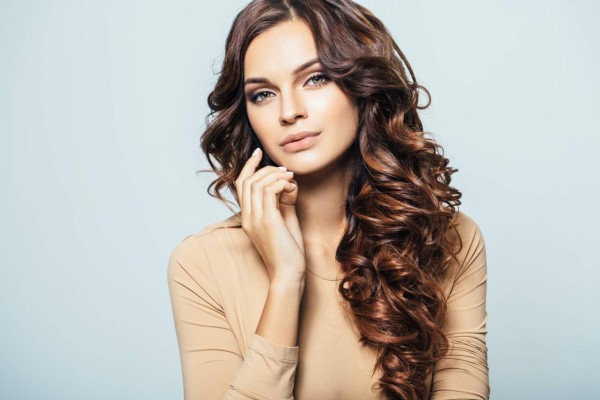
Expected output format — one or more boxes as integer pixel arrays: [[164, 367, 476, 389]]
[[246, 72, 330, 105]]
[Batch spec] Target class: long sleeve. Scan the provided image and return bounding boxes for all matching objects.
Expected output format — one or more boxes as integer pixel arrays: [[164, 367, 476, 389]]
[[167, 235, 299, 400], [429, 216, 490, 400]]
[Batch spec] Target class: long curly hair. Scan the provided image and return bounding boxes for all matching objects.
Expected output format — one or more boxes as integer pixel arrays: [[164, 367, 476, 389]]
[[197, 1, 464, 398]]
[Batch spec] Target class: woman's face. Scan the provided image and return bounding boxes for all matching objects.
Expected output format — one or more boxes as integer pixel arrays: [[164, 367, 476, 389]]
[[243, 19, 359, 175]]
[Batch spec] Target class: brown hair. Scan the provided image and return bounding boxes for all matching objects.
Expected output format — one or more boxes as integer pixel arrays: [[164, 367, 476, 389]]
[[198, 1, 464, 398]]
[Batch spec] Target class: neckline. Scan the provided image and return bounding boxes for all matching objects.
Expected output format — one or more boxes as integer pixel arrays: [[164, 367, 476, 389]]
[[306, 264, 343, 281], [232, 211, 344, 281]]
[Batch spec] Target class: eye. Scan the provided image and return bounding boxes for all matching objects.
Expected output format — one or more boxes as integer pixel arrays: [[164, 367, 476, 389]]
[[306, 72, 329, 87], [247, 73, 330, 105], [248, 90, 274, 104]]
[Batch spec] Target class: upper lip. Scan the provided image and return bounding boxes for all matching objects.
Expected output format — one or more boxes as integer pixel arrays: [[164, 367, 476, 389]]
[[279, 131, 321, 146]]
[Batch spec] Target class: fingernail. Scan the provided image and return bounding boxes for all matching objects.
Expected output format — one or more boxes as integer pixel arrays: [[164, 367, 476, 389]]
[[252, 148, 261, 157], [277, 166, 287, 171]]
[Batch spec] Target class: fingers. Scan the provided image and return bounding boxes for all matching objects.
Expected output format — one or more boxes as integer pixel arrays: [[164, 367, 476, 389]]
[[244, 163, 286, 215], [236, 148, 284, 206], [263, 179, 296, 215], [255, 168, 294, 213], [236, 147, 296, 229], [236, 148, 263, 210], [238, 148, 263, 185], [251, 169, 294, 221]]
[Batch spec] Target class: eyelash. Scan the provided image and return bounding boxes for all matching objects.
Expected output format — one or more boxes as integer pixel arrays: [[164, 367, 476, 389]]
[[248, 73, 330, 104]]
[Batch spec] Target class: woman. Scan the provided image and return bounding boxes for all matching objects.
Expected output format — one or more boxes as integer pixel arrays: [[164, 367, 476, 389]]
[[167, 0, 489, 399]]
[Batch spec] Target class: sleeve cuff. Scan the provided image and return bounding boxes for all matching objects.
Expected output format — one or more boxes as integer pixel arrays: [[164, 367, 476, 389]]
[[228, 333, 299, 399], [248, 333, 299, 363]]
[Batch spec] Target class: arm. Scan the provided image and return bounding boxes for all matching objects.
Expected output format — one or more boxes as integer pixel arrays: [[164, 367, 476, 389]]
[[256, 280, 305, 348], [167, 235, 300, 400], [430, 215, 490, 400]]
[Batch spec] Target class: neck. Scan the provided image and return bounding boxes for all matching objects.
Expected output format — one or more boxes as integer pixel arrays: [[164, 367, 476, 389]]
[[293, 152, 354, 248]]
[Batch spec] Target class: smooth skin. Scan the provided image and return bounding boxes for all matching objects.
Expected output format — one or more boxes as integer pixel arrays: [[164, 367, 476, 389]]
[[235, 148, 304, 347], [236, 18, 360, 347], [235, 148, 305, 284]]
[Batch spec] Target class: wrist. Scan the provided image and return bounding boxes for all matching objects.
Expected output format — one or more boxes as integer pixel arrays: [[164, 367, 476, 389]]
[[269, 277, 305, 293]]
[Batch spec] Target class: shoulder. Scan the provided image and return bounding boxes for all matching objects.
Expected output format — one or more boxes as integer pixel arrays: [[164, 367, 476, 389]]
[[449, 209, 485, 247], [196, 211, 243, 238], [444, 209, 487, 285], [168, 212, 244, 265]]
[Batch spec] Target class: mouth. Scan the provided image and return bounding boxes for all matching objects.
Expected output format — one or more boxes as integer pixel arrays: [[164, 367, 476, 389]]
[[281, 132, 322, 152], [279, 131, 321, 146]]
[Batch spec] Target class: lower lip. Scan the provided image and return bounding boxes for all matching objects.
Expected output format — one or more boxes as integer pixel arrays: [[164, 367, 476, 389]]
[[282, 134, 321, 152]]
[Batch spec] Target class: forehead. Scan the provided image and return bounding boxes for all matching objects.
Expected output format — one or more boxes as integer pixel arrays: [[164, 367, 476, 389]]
[[244, 19, 318, 77]]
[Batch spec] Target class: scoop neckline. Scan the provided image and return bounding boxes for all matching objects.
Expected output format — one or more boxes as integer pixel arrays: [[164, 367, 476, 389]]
[[232, 211, 344, 281], [306, 265, 343, 281]]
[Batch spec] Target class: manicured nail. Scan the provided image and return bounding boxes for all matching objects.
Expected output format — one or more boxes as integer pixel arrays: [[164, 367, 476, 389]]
[[277, 166, 287, 171], [252, 148, 261, 157]]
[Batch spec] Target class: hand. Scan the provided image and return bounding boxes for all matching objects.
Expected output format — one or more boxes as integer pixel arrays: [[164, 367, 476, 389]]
[[235, 148, 306, 285]]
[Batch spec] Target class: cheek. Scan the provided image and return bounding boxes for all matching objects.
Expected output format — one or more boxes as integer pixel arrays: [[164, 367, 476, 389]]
[[322, 92, 358, 140], [246, 108, 272, 142]]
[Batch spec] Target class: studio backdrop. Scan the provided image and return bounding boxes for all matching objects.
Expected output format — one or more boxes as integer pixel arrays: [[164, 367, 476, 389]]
[[1, 1, 598, 399]]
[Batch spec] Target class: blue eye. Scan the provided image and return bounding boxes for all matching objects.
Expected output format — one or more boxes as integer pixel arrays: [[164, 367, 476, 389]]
[[249, 91, 273, 104], [247, 73, 330, 105], [307, 73, 329, 86]]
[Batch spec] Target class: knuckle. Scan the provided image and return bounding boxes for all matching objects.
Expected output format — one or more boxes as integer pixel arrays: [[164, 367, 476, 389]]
[[261, 166, 282, 174], [244, 218, 255, 230], [271, 181, 285, 191], [262, 216, 276, 228], [250, 180, 262, 191], [251, 215, 261, 227]]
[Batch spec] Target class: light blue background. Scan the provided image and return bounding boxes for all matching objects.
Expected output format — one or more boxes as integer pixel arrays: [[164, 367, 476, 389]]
[[1, 1, 599, 399]]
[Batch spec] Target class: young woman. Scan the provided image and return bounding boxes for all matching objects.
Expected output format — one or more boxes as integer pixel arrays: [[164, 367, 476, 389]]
[[167, 1, 489, 399]]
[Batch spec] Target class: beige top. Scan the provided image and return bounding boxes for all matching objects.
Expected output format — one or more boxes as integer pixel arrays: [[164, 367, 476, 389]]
[[167, 210, 489, 399]]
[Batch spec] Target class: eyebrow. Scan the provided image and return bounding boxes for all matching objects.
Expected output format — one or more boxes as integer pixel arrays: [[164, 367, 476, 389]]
[[244, 58, 320, 86]]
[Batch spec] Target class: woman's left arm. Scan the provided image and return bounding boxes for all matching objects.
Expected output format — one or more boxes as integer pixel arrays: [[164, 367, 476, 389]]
[[429, 213, 490, 400]]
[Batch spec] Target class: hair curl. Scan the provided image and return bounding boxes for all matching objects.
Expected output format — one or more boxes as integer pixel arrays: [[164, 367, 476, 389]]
[[197, 1, 464, 398]]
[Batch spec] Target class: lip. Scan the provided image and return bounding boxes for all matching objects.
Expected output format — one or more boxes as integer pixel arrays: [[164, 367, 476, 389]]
[[282, 133, 321, 152], [279, 131, 321, 146]]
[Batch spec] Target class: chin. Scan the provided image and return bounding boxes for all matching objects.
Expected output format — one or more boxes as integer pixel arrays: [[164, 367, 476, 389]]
[[282, 156, 346, 177], [287, 166, 323, 176], [280, 162, 321, 175], [272, 151, 317, 170]]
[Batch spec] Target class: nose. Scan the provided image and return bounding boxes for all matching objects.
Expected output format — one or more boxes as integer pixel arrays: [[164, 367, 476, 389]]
[[279, 89, 307, 126]]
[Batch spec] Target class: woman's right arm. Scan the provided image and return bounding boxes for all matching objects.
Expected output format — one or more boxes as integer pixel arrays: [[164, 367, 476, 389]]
[[167, 237, 302, 400], [168, 147, 306, 399], [239, 148, 306, 349]]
